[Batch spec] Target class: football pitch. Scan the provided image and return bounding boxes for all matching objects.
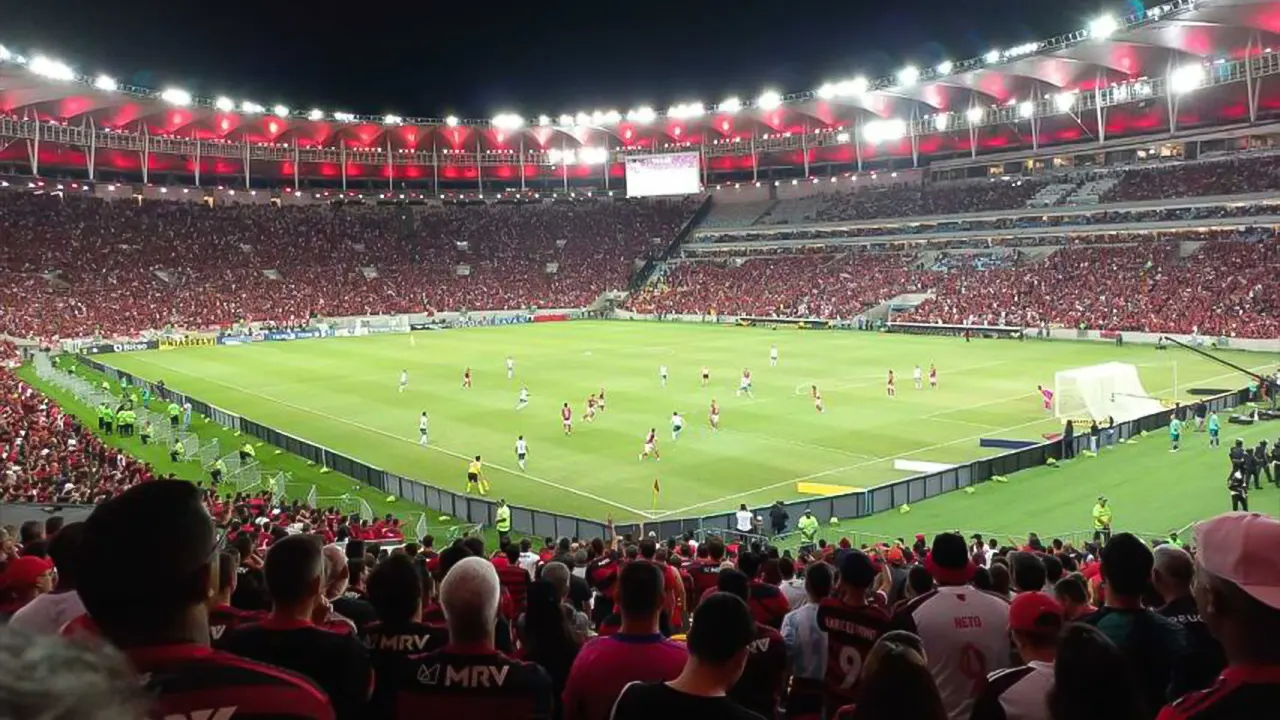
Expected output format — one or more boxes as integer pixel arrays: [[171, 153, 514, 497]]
[[99, 322, 1278, 531]]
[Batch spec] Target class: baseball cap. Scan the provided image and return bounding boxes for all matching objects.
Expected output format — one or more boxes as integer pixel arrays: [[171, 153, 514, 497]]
[[2, 555, 53, 589], [886, 547, 905, 565], [837, 549, 878, 588], [1009, 591, 1064, 633], [1195, 512, 1280, 610]]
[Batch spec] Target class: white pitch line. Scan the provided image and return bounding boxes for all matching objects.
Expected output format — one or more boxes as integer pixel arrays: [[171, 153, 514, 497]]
[[651, 364, 1273, 520], [927, 416, 1004, 430], [924, 390, 1038, 419], [116, 356, 657, 519]]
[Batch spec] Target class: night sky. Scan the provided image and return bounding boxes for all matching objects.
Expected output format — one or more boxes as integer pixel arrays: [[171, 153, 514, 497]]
[[6, 0, 1121, 119]]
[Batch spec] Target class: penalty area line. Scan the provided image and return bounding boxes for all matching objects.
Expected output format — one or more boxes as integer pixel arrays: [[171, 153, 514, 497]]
[[113, 356, 658, 520]]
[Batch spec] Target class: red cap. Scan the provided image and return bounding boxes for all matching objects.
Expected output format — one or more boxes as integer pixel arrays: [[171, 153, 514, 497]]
[[1196, 512, 1280, 610], [886, 547, 905, 565], [915, 534, 926, 542], [1009, 591, 1064, 633], [3, 555, 53, 589]]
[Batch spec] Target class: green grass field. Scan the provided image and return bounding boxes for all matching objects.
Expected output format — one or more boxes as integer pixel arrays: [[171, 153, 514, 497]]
[[88, 322, 1279, 534]]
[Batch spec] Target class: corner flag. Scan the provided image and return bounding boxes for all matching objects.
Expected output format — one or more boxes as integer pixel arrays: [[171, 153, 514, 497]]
[[651, 478, 660, 511]]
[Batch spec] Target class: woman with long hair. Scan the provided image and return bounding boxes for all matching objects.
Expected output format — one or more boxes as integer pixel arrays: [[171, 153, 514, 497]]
[[837, 632, 947, 720], [1050, 623, 1147, 720], [519, 580, 583, 718]]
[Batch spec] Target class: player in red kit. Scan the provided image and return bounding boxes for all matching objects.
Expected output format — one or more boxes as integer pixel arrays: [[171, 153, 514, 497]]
[[561, 403, 573, 435], [709, 399, 720, 430], [640, 428, 660, 461], [887, 370, 896, 397], [461, 368, 472, 389], [930, 364, 938, 389]]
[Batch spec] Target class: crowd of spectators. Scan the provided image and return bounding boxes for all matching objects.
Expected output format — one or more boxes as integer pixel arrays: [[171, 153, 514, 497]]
[[0, 193, 696, 339], [3, 468, 1277, 720], [634, 231, 1280, 338], [756, 179, 1046, 226], [1102, 155, 1280, 203]]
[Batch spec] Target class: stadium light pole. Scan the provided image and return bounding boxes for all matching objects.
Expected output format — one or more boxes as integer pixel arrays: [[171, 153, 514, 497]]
[[430, 137, 438, 195], [340, 143, 348, 193], [293, 138, 301, 191], [854, 115, 864, 172], [243, 132, 251, 190], [1094, 70, 1107, 145], [1244, 33, 1260, 124], [194, 132, 201, 187], [750, 126, 758, 183], [25, 110, 40, 177], [518, 134, 526, 192], [388, 134, 395, 193], [476, 131, 484, 194], [140, 126, 148, 186], [801, 119, 810, 177], [561, 137, 569, 194], [84, 117, 96, 181], [909, 106, 919, 168]]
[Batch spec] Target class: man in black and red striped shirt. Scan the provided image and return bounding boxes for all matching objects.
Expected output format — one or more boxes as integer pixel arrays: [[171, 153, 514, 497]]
[[208, 549, 263, 646], [77, 480, 335, 720], [738, 551, 791, 630], [222, 534, 373, 720], [495, 542, 531, 616], [363, 553, 448, 717], [393, 556, 553, 719]]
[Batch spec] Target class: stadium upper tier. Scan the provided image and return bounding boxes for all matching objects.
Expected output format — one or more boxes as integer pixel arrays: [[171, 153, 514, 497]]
[[0, 1, 1278, 186], [698, 154, 1280, 230]]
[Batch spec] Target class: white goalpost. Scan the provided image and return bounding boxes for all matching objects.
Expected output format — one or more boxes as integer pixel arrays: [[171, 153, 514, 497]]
[[1054, 362, 1169, 422]]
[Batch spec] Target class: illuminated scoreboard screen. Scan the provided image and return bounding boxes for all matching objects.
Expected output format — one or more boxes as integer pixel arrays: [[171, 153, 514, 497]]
[[624, 152, 701, 198]]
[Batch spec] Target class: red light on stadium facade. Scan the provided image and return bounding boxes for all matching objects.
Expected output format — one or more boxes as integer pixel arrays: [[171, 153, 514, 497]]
[[267, 120, 279, 135]]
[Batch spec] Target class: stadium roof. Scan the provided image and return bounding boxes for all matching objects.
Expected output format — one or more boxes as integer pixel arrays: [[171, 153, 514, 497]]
[[0, 0, 1276, 155]]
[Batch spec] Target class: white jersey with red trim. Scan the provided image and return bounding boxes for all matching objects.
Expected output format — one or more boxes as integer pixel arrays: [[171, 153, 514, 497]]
[[891, 586, 1012, 720]]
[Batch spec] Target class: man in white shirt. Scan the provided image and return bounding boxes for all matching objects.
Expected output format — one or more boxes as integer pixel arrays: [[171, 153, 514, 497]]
[[517, 538, 541, 578], [892, 532, 1013, 720], [970, 591, 1062, 720], [780, 562, 831, 717], [734, 504, 754, 535], [9, 522, 85, 634]]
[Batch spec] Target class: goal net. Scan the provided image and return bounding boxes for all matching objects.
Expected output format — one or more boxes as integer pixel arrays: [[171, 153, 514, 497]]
[[1054, 362, 1164, 422]]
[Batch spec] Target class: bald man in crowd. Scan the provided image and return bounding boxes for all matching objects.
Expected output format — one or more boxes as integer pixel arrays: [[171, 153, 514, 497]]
[[1154, 545, 1226, 692]]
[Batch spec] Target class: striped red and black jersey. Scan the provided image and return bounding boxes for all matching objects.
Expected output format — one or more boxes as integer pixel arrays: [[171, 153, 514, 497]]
[[1158, 665, 1280, 720], [968, 661, 1054, 720], [585, 556, 621, 598], [748, 580, 792, 629], [126, 643, 334, 720], [392, 644, 554, 720], [221, 617, 373, 720], [209, 604, 264, 646], [361, 620, 450, 719], [495, 563, 531, 616], [817, 597, 892, 711], [687, 560, 722, 603]]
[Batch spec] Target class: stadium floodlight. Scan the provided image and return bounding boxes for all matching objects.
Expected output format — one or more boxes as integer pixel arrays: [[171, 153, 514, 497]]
[[1004, 42, 1040, 59], [574, 111, 591, 126], [333, 111, 355, 122], [1018, 100, 1035, 119], [966, 106, 984, 123], [668, 102, 704, 120], [241, 101, 264, 114], [161, 88, 192, 106], [538, 114, 551, 126], [933, 113, 951, 132], [817, 83, 837, 100], [307, 108, 324, 121], [1054, 91, 1077, 112], [756, 90, 782, 110], [29, 55, 75, 81], [835, 131, 850, 143], [896, 66, 920, 88], [384, 114, 403, 125], [627, 106, 656, 124], [445, 115, 459, 126], [547, 147, 571, 164], [1089, 15, 1119, 40], [719, 97, 742, 114], [936, 60, 953, 76], [214, 96, 235, 112], [272, 104, 289, 117], [602, 109, 621, 125], [579, 146, 608, 165], [558, 113, 574, 126], [491, 112, 523, 130], [93, 74, 118, 92], [862, 118, 906, 144], [984, 49, 1002, 64], [838, 77, 869, 96], [1170, 64, 1206, 94]]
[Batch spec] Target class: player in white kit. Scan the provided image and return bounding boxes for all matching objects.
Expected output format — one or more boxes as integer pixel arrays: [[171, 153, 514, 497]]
[[516, 387, 530, 410], [659, 365, 669, 388], [514, 435, 529, 470], [418, 411, 429, 445], [737, 369, 753, 397], [811, 385, 824, 413], [913, 365, 924, 390], [770, 345, 779, 367], [701, 366, 710, 387], [671, 412, 685, 441], [399, 369, 408, 393], [506, 356, 515, 380]]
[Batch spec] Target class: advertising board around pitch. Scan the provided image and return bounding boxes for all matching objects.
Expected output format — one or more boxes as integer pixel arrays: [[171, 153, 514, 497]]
[[624, 152, 701, 197]]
